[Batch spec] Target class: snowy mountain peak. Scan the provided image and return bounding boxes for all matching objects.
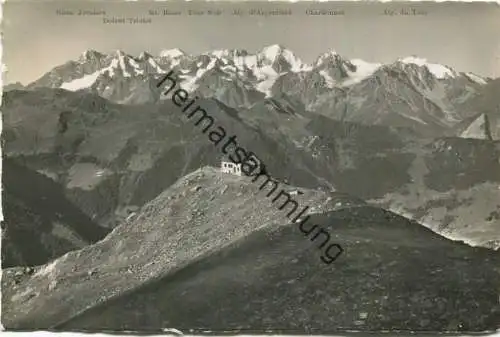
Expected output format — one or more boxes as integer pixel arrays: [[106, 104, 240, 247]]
[[257, 44, 307, 72], [398, 56, 457, 79], [159, 48, 185, 58], [114, 50, 129, 58], [464, 72, 488, 85], [138, 51, 153, 60], [80, 49, 105, 62], [343, 59, 382, 86], [101, 50, 146, 78], [38, 46, 492, 110], [209, 49, 249, 59], [209, 49, 231, 59], [260, 44, 286, 61], [315, 49, 340, 66]]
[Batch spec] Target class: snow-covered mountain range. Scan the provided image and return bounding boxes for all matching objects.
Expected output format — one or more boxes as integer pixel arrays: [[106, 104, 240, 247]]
[[25, 44, 498, 138], [28, 45, 486, 97]]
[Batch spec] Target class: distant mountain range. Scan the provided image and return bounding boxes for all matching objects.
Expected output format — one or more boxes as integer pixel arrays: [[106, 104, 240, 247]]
[[19, 45, 498, 139]]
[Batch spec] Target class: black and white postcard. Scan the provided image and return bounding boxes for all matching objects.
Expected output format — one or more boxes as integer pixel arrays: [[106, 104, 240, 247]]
[[1, 1, 500, 335]]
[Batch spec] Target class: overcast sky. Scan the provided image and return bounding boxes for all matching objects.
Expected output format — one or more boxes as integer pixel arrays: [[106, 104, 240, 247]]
[[3, 1, 500, 84]]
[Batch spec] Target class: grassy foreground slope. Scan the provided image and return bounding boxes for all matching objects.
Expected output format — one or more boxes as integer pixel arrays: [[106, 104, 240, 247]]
[[57, 205, 500, 333]]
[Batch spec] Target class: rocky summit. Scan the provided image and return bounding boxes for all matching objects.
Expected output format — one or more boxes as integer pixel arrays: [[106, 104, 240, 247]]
[[1, 167, 347, 329], [2, 168, 499, 332]]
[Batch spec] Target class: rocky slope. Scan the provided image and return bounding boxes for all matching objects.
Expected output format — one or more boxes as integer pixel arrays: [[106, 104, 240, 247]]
[[2, 168, 499, 333], [1, 166, 351, 329]]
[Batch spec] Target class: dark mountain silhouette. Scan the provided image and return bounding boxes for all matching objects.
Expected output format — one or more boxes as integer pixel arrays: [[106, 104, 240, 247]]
[[1, 157, 108, 268], [3, 82, 25, 91]]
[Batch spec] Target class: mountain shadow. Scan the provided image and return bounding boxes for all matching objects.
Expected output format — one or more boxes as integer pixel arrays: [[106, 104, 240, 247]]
[[1, 157, 109, 268]]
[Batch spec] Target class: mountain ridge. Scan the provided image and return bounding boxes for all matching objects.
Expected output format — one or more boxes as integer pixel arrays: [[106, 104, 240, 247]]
[[2, 167, 498, 332], [3, 87, 499, 249], [29, 45, 492, 91], [1, 166, 353, 329]]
